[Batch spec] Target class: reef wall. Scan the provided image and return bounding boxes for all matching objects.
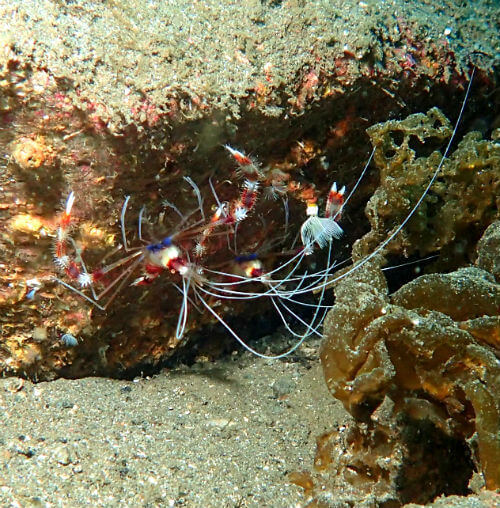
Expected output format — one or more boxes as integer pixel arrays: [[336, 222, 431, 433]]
[[0, 1, 497, 381]]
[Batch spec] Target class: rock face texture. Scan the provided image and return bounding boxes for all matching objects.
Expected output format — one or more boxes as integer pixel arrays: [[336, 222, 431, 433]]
[[0, 0, 497, 384]]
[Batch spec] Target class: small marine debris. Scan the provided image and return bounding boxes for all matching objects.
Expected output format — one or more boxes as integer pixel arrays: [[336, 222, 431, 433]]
[[32, 327, 47, 341], [25, 278, 41, 300], [4, 377, 25, 393], [60, 333, 78, 347]]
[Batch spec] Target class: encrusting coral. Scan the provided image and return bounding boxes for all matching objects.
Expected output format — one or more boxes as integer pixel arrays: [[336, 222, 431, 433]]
[[475, 220, 500, 282], [321, 258, 500, 489]]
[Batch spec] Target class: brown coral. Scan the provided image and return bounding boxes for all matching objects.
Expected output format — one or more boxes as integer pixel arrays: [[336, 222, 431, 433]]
[[305, 107, 500, 502], [353, 108, 500, 269], [317, 221, 500, 501]]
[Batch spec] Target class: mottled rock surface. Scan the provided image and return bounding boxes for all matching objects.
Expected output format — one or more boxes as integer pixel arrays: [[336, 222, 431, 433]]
[[2, 0, 495, 380]]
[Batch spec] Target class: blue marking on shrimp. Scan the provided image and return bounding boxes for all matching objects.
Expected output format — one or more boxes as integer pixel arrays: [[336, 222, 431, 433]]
[[234, 253, 259, 263], [146, 236, 173, 252]]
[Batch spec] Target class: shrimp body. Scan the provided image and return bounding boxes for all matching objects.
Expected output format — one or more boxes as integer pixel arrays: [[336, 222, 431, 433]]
[[300, 186, 344, 251], [145, 239, 188, 274]]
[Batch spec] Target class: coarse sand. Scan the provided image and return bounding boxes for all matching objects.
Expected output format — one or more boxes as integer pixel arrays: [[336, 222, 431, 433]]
[[0, 337, 347, 507]]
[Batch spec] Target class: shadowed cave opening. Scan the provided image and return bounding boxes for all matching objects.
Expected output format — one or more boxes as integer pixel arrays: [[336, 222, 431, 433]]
[[396, 417, 475, 505]]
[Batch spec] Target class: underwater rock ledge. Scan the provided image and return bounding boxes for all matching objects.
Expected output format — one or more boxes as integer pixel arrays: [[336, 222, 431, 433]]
[[0, 1, 498, 379]]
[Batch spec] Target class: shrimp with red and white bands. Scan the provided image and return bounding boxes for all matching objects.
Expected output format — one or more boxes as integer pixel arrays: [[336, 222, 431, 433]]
[[52, 139, 349, 353], [53, 70, 474, 358]]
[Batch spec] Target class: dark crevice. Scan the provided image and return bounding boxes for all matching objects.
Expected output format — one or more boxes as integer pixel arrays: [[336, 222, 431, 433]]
[[396, 418, 474, 504]]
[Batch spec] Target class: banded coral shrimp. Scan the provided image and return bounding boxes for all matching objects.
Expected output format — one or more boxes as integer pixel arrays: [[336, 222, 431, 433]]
[[51, 143, 357, 355], [195, 69, 478, 357], [52, 70, 475, 361]]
